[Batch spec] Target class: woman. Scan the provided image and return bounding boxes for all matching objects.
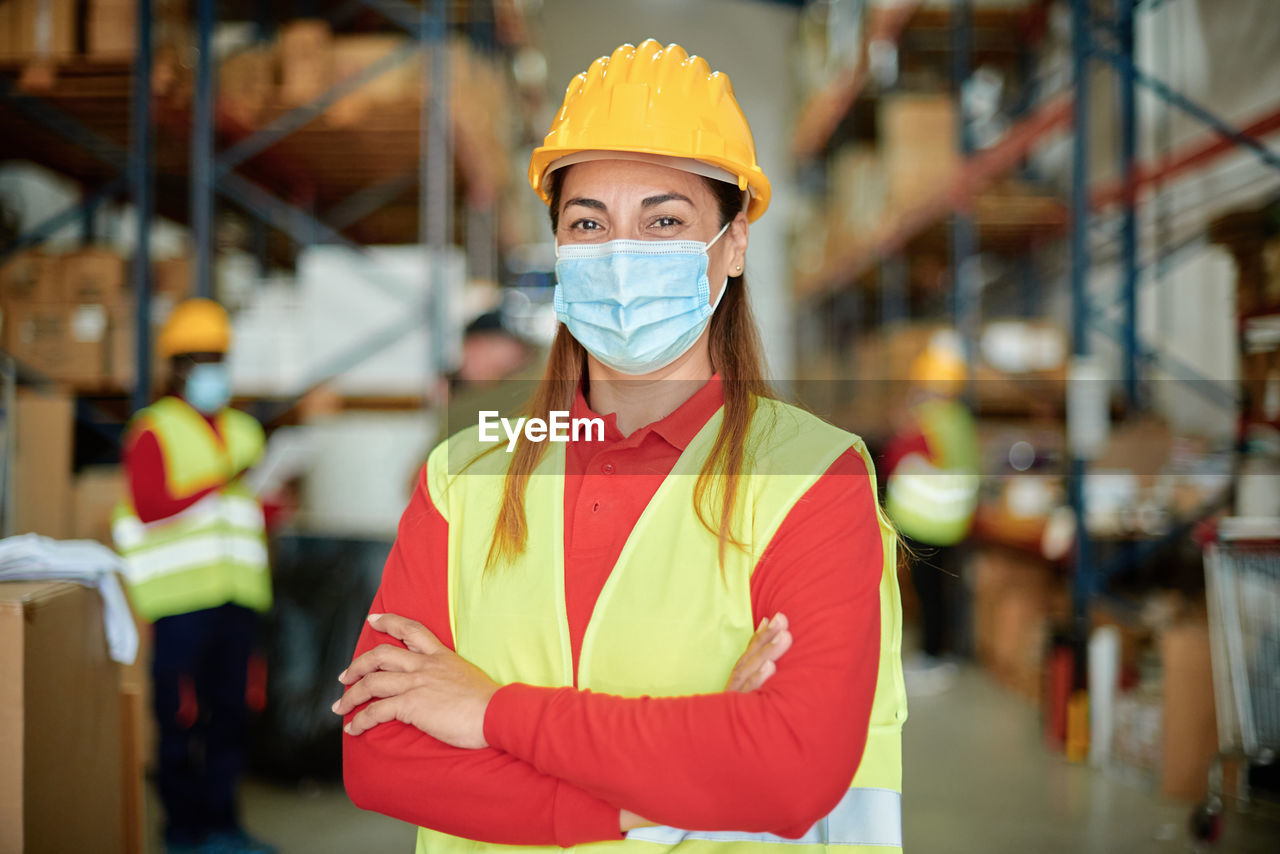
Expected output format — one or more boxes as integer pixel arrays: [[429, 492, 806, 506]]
[[334, 40, 906, 852]]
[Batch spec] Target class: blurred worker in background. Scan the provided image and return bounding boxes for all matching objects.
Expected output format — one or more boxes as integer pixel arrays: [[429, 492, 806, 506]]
[[438, 309, 540, 440], [883, 330, 980, 695], [112, 298, 276, 854]]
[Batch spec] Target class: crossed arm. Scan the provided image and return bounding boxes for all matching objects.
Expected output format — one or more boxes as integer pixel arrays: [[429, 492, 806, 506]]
[[336, 450, 882, 845]]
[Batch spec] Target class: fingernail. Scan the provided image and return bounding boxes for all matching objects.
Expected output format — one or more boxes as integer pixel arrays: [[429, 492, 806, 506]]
[[331, 700, 341, 713], [343, 723, 353, 735], [338, 669, 347, 682], [367, 613, 382, 622]]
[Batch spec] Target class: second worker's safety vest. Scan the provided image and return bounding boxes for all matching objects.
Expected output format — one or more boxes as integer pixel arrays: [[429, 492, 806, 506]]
[[885, 397, 980, 547], [420, 395, 906, 854], [112, 396, 272, 622]]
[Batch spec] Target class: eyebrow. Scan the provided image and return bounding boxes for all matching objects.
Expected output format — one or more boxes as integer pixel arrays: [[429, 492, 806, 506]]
[[642, 192, 693, 208], [562, 192, 695, 213]]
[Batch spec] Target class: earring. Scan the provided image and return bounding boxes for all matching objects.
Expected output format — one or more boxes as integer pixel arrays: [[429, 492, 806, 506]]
[[735, 264, 743, 273]]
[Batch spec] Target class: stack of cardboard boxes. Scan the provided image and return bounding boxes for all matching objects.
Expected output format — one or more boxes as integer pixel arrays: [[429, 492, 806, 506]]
[[0, 248, 191, 391], [1, 248, 132, 389]]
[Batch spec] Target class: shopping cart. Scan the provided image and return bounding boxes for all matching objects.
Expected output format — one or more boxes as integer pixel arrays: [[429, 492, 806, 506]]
[[1192, 517, 1280, 843]]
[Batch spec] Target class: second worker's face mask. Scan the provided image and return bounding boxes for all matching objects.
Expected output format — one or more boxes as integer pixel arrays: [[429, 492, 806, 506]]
[[553, 221, 732, 375], [184, 361, 232, 414]]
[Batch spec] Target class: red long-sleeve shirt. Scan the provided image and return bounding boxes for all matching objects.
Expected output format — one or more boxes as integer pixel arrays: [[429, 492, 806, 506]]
[[123, 397, 224, 523], [343, 377, 885, 845]]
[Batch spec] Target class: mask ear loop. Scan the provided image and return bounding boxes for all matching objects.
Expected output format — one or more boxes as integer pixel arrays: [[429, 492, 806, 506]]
[[708, 214, 737, 310], [705, 220, 732, 250]]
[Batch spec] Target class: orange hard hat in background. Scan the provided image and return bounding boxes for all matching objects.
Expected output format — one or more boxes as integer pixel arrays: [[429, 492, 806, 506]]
[[158, 298, 232, 359], [528, 40, 772, 222]]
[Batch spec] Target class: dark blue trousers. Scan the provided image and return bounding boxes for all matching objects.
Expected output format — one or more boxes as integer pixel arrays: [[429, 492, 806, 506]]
[[152, 603, 259, 845]]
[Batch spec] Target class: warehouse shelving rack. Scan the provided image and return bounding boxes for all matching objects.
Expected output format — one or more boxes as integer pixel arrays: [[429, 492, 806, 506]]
[[1065, 0, 1280, 636], [0, 0, 525, 447], [792, 1, 1068, 385], [791, 0, 1280, 641]]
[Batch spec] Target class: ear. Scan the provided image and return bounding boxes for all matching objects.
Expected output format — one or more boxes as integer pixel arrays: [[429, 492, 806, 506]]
[[728, 211, 749, 276]]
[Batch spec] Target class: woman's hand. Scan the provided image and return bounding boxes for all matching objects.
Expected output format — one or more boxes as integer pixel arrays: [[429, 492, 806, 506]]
[[725, 612, 791, 692], [333, 613, 499, 748]]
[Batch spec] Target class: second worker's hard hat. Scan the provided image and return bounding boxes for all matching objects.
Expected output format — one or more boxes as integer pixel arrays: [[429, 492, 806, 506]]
[[528, 40, 772, 222], [909, 330, 968, 392], [158, 298, 231, 359]]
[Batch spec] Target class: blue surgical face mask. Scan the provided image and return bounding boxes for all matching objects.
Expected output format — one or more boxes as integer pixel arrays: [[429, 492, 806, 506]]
[[184, 362, 231, 414], [553, 222, 732, 375]]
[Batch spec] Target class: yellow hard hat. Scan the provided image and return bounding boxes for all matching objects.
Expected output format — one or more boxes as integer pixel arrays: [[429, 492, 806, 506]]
[[528, 40, 772, 222], [909, 330, 968, 392], [158, 298, 231, 359]]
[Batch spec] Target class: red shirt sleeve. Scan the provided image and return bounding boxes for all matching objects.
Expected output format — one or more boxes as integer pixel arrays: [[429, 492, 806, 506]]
[[342, 465, 625, 846], [882, 430, 931, 478], [482, 448, 883, 836], [124, 427, 221, 523]]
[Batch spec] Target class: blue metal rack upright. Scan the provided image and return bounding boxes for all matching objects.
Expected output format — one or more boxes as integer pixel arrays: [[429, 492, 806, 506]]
[[131, 0, 155, 413]]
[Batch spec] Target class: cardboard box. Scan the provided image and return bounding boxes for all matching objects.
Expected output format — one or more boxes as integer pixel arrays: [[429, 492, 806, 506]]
[[8, 0, 76, 60], [6, 302, 111, 385], [219, 46, 275, 128], [880, 94, 959, 212], [73, 466, 126, 544], [0, 581, 124, 854], [280, 19, 333, 105], [60, 248, 127, 303], [12, 388, 74, 539], [0, 250, 62, 303], [829, 145, 886, 235], [153, 255, 192, 298], [87, 0, 135, 58], [973, 546, 1063, 704], [328, 35, 419, 126], [1161, 621, 1218, 801]]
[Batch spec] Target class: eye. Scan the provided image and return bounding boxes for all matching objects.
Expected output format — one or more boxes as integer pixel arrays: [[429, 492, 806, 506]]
[[568, 218, 602, 232], [649, 215, 683, 230]]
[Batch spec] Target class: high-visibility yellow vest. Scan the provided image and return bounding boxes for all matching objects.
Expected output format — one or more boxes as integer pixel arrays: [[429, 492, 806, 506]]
[[885, 397, 980, 547], [112, 396, 272, 622], [420, 396, 906, 854]]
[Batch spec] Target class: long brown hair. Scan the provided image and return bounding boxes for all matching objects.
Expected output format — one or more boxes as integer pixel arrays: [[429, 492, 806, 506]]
[[482, 169, 776, 570]]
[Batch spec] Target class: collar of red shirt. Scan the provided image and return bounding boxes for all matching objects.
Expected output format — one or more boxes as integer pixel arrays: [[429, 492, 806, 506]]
[[569, 374, 725, 452]]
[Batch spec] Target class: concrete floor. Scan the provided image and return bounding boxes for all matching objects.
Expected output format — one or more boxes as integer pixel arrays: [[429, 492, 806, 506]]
[[902, 666, 1277, 853], [147, 666, 1278, 853]]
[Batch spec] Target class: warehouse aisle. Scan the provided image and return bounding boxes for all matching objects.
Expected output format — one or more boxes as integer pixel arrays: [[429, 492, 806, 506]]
[[904, 666, 1279, 853]]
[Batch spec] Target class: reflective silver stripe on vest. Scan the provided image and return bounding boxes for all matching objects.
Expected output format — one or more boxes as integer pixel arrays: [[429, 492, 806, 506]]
[[117, 533, 269, 584], [626, 787, 902, 848]]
